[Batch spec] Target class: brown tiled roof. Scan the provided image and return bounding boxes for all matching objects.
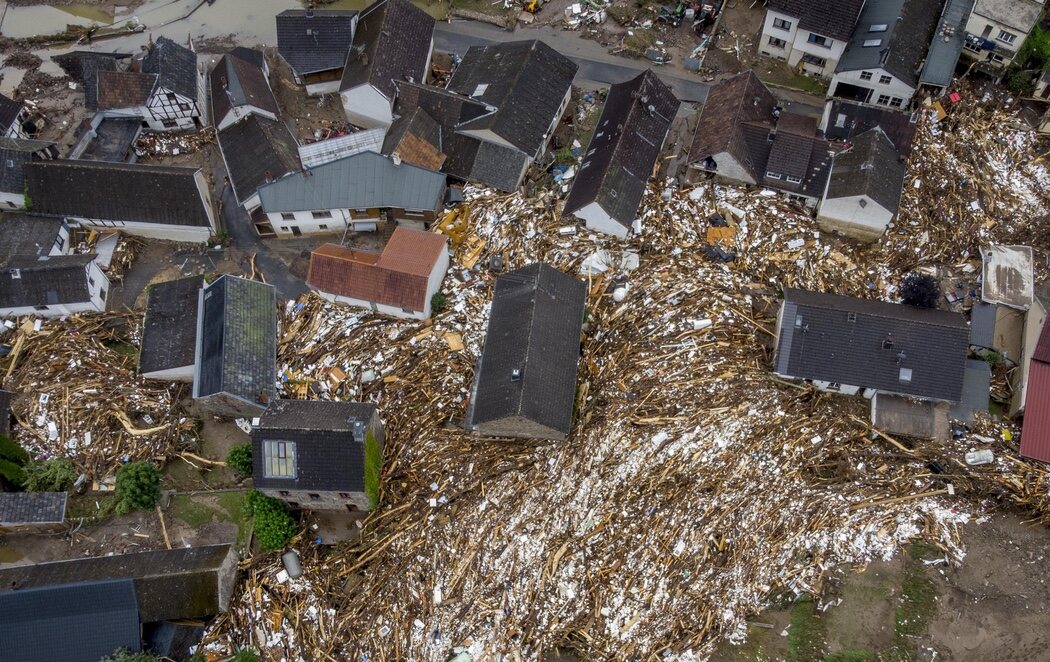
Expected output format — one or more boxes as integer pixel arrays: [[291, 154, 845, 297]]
[[688, 70, 777, 168], [383, 108, 445, 170], [96, 70, 157, 110], [308, 227, 447, 312]]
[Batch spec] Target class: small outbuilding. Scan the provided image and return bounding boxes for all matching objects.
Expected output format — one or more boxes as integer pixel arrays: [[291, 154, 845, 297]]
[[139, 275, 204, 381]]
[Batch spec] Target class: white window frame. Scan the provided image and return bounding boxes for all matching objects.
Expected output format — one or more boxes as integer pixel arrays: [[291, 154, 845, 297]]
[[860, 71, 873, 81], [263, 440, 297, 479], [765, 171, 783, 180], [876, 94, 892, 106], [879, 74, 892, 85], [772, 17, 791, 30], [311, 210, 333, 219], [786, 175, 802, 184], [997, 30, 1017, 45], [768, 36, 787, 48], [889, 97, 904, 108]]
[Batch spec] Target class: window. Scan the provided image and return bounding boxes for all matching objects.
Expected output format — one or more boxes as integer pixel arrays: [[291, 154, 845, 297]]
[[899, 368, 913, 383], [9, 268, 20, 279], [339, 492, 351, 499], [280, 226, 289, 231], [989, 52, 1005, 64], [263, 440, 296, 478], [807, 33, 831, 47], [99, 287, 107, 300], [860, 71, 873, 81], [863, 39, 881, 47], [876, 94, 891, 105], [869, 24, 888, 32], [166, 93, 178, 102], [768, 36, 787, 48], [801, 54, 827, 67], [308, 493, 321, 500], [178, 103, 190, 111], [889, 97, 904, 108], [403, 307, 415, 314], [847, 312, 857, 322], [161, 119, 178, 128], [834, 113, 847, 128], [786, 175, 802, 184], [772, 17, 791, 30], [765, 171, 783, 180], [88, 277, 95, 287], [54, 235, 64, 251], [311, 210, 333, 219], [319, 224, 328, 230], [281, 212, 295, 221], [997, 30, 1017, 45], [879, 75, 892, 84], [858, 199, 868, 208]]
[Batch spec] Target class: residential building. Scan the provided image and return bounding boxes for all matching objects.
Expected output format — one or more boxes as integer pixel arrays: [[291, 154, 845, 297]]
[[307, 226, 449, 319], [817, 127, 906, 241], [820, 99, 919, 156], [0, 544, 239, 623], [0, 492, 67, 532], [963, 0, 1045, 68], [257, 151, 447, 236], [774, 288, 969, 402], [298, 128, 386, 167], [469, 263, 587, 440], [829, 0, 944, 109], [50, 51, 132, 113], [252, 399, 384, 511], [276, 8, 359, 96], [26, 160, 217, 243], [0, 579, 142, 662], [0, 93, 29, 139], [563, 69, 680, 238], [0, 137, 58, 209], [216, 114, 301, 213], [919, 0, 978, 94], [193, 275, 277, 419], [758, 0, 866, 77], [381, 107, 446, 170], [339, 0, 435, 128], [210, 49, 279, 131], [139, 275, 204, 381], [1021, 309, 1050, 463], [688, 71, 832, 207]]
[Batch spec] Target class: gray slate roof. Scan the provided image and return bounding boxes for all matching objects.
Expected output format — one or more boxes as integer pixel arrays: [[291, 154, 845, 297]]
[[276, 9, 358, 77], [447, 40, 577, 157], [0, 254, 96, 310], [0, 579, 141, 662], [139, 275, 204, 375], [766, 0, 865, 40], [774, 288, 969, 402], [919, 0, 976, 87], [825, 127, 906, 214], [471, 263, 586, 438], [442, 133, 530, 192], [564, 69, 679, 230], [0, 491, 67, 525], [0, 93, 23, 131], [258, 150, 446, 213], [835, 0, 944, 88], [26, 160, 212, 227], [196, 275, 277, 409], [0, 137, 56, 195], [340, 0, 435, 100], [0, 389, 12, 438], [217, 114, 301, 204], [823, 100, 918, 157], [141, 36, 198, 100], [210, 52, 278, 126]]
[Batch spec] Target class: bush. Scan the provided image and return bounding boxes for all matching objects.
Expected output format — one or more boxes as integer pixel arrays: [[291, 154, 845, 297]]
[[899, 272, 940, 309], [101, 650, 160, 662], [246, 490, 297, 551], [430, 292, 448, 315], [364, 431, 383, 509], [114, 461, 161, 514], [22, 457, 76, 492], [233, 648, 261, 662], [0, 434, 29, 487], [226, 443, 253, 476]]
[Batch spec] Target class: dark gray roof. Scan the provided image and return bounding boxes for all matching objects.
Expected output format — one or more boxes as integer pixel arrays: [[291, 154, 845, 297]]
[[0, 580, 140, 662], [950, 358, 991, 423], [564, 70, 679, 229], [256, 399, 377, 430], [394, 80, 493, 128], [471, 263, 586, 437], [0, 93, 23, 131], [0, 137, 56, 194], [210, 53, 279, 126], [141, 36, 198, 100], [0, 544, 235, 623], [0, 254, 96, 309], [739, 121, 833, 199], [969, 301, 996, 349], [26, 160, 212, 227], [340, 0, 435, 100], [919, 0, 976, 88], [196, 275, 277, 409], [766, 0, 865, 40], [50, 51, 129, 111], [0, 389, 12, 438], [0, 491, 67, 525], [823, 100, 918, 157], [217, 115, 300, 204], [825, 127, 905, 214], [774, 288, 969, 402], [835, 0, 944, 88], [139, 275, 204, 375], [259, 150, 445, 213], [0, 214, 63, 257], [75, 117, 142, 162], [276, 9, 358, 76], [763, 113, 819, 182], [448, 40, 577, 157], [230, 46, 266, 69]]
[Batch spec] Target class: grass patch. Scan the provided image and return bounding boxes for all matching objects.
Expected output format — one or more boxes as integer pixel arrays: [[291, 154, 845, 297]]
[[826, 650, 878, 662], [171, 495, 218, 528], [364, 432, 382, 509], [574, 101, 603, 151], [67, 493, 120, 521], [623, 28, 658, 55], [788, 599, 826, 661], [216, 491, 250, 549], [889, 544, 939, 661], [449, 0, 513, 21]]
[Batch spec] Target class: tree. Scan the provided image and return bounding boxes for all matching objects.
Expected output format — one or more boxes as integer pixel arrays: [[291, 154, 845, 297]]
[[430, 292, 448, 315], [233, 648, 262, 662], [22, 457, 76, 492], [0, 434, 29, 488], [364, 431, 382, 509], [101, 649, 159, 662], [114, 461, 161, 514], [899, 273, 940, 309], [226, 443, 253, 476], [245, 490, 297, 551]]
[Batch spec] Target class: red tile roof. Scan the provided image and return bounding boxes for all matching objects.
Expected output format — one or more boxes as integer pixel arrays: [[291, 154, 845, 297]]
[[1021, 322, 1050, 464], [96, 70, 157, 110], [307, 227, 446, 312]]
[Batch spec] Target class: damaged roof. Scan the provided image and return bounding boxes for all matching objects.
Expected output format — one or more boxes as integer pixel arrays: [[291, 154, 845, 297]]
[[919, 0, 976, 88], [0, 93, 23, 131], [210, 52, 278, 125], [822, 99, 918, 157], [276, 9, 358, 77], [766, 0, 865, 41], [96, 70, 157, 109], [340, 0, 435, 100], [381, 107, 445, 170], [139, 275, 204, 375], [217, 114, 301, 204], [51, 51, 130, 111], [141, 36, 198, 100], [981, 245, 1034, 310], [563, 69, 680, 230], [0, 137, 56, 195], [835, 0, 943, 88], [825, 127, 906, 215], [689, 70, 777, 166]]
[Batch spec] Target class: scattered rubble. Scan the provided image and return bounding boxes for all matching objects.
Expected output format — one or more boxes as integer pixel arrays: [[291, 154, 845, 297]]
[[135, 127, 215, 158]]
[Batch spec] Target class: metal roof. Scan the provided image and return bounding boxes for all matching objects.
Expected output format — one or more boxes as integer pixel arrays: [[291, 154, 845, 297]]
[[981, 245, 1034, 310], [298, 128, 385, 168], [1021, 321, 1050, 463], [919, 0, 976, 88]]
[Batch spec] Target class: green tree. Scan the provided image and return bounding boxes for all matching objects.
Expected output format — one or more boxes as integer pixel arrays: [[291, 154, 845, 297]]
[[22, 457, 76, 492], [226, 443, 253, 476], [245, 490, 297, 551], [101, 649, 160, 662], [114, 461, 161, 514], [430, 292, 448, 315], [364, 431, 382, 509], [0, 434, 30, 488], [233, 648, 262, 662]]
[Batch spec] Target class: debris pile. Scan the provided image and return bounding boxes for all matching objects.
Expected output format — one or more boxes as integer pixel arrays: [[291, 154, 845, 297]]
[[135, 127, 215, 158]]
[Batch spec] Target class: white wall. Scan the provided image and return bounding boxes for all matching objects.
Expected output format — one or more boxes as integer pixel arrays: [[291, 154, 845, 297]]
[[68, 216, 213, 243], [315, 289, 427, 320], [1012, 297, 1049, 414], [341, 84, 393, 129], [422, 246, 450, 319], [760, 10, 847, 76], [964, 10, 1034, 66], [817, 195, 893, 241], [759, 9, 800, 60], [141, 364, 195, 382], [693, 151, 757, 185], [194, 169, 219, 235], [306, 80, 342, 97], [574, 201, 630, 238], [266, 208, 379, 236], [831, 68, 915, 106], [0, 192, 25, 209]]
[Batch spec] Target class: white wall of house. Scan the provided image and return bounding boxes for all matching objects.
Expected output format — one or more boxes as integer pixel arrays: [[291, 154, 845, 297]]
[[67, 215, 213, 243], [573, 201, 630, 238], [830, 69, 915, 107], [341, 84, 394, 129], [141, 364, 195, 382], [963, 7, 1037, 67], [422, 247, 450, 319], [1011, 296, 1049, 414], [759, 9, 848, 77], [3, 112, 28, 139], [216, 104, 277, 132], [306, 80, 342, 96], [267, 208, 379, 236], [817, 194, 893, 242], [692, 151, 757, 185], [146, 87, 201, 131]]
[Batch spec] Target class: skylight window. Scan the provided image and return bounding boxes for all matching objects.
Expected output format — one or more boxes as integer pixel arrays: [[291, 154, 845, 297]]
[[472, 83, 489, 97], [869, 24, 888, 32], [863, 39, 882, 47]]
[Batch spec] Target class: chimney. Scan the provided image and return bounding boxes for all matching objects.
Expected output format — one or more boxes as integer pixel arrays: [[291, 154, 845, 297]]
[[391, 153, 402, 166], [510, 368, 522, 381], [264, 170, 273, 182], [307, 0, 315, 17]]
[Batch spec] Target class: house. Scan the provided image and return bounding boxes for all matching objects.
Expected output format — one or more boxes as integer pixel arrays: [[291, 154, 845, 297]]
[[0, 579, 142, 662], [193, 275, 277, 419], [758, 0, 866, 77], [216, 114, 301, 213], [1012, 285, 1050, 414], [0, 138, 58, 209], [0, 93, 30, 139], [25, 160, 218, 243], [139, 275, 205, 381], [307, 226, 449, 319], [1021, 314, 1050, 463], [257, 151, 447, 236], [298, 128, 386, 167], [50, 51, 132, 113], [563, 69, 680, 238], [210, 49, 279, 131], [919, 0, 978, 95], [381, 107, 446, 170], [469, 263, 587, 440], [252, 399, 384, 511], [0, 492, 67, 532], [276, 8, 359, 96], [962, 0, 1045, 68], [339, 0, 435, 128], [820, 99, 919, 156], [829, 0, 944, 109], [688, 71, 832, 207], [774, 288, 969, 402], [817, 127, 906, 241], [0, 544, 239, 623]]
